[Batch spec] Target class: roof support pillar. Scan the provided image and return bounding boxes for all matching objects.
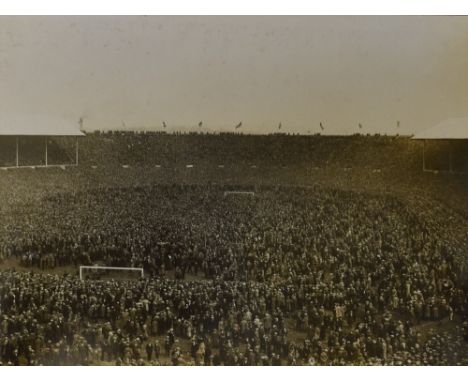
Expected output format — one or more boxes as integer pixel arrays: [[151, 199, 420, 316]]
[[448, 141, 453, 173], [45, 137, 48, 166], [75, 136, 79, 165], [16, 136, 19, 167], [422, 140, 426, 172]]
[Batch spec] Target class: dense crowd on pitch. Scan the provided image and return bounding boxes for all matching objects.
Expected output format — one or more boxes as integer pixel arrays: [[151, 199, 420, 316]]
[[0, 184, 467, 366]]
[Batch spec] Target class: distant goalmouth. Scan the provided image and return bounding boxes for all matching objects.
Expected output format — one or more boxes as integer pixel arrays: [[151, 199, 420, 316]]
[[223, 191, 255, 197], [79, 265, 144, 281]]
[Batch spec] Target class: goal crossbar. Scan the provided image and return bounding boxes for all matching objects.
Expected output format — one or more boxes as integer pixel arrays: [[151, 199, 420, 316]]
[[79, 265, 144, 281]]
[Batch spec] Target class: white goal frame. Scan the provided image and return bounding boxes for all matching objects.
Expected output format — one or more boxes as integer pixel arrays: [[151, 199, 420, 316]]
[[79, 265, 144, 281], [223, 191, 255, 197]]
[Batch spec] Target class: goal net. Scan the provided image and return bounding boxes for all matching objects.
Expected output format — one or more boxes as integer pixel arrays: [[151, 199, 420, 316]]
[[79, 266, 144, 281]]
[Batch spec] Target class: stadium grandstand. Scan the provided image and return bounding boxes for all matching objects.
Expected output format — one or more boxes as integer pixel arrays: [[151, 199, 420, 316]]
[[0, 114, 84, 168], [413, 118, 468, 173]]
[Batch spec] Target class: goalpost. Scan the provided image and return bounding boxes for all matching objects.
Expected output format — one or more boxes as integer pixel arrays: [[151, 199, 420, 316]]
[[79, 265, 144, 281]]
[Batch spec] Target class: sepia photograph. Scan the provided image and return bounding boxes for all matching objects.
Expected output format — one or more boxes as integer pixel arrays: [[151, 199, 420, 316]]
[[0, 2, 467, 373]]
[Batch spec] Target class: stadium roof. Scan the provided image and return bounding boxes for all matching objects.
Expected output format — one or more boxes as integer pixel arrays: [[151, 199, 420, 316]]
[[412, 118, 468, 140], [0, 114, 85, 136]]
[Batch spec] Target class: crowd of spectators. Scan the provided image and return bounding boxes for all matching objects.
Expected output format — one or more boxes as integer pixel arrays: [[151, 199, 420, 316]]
[[1, 184, 467, 365], [79, 131, 424, 171]]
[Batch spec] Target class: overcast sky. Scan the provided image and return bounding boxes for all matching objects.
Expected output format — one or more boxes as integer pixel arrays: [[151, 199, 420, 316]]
[[1, 16, 468, 135]]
